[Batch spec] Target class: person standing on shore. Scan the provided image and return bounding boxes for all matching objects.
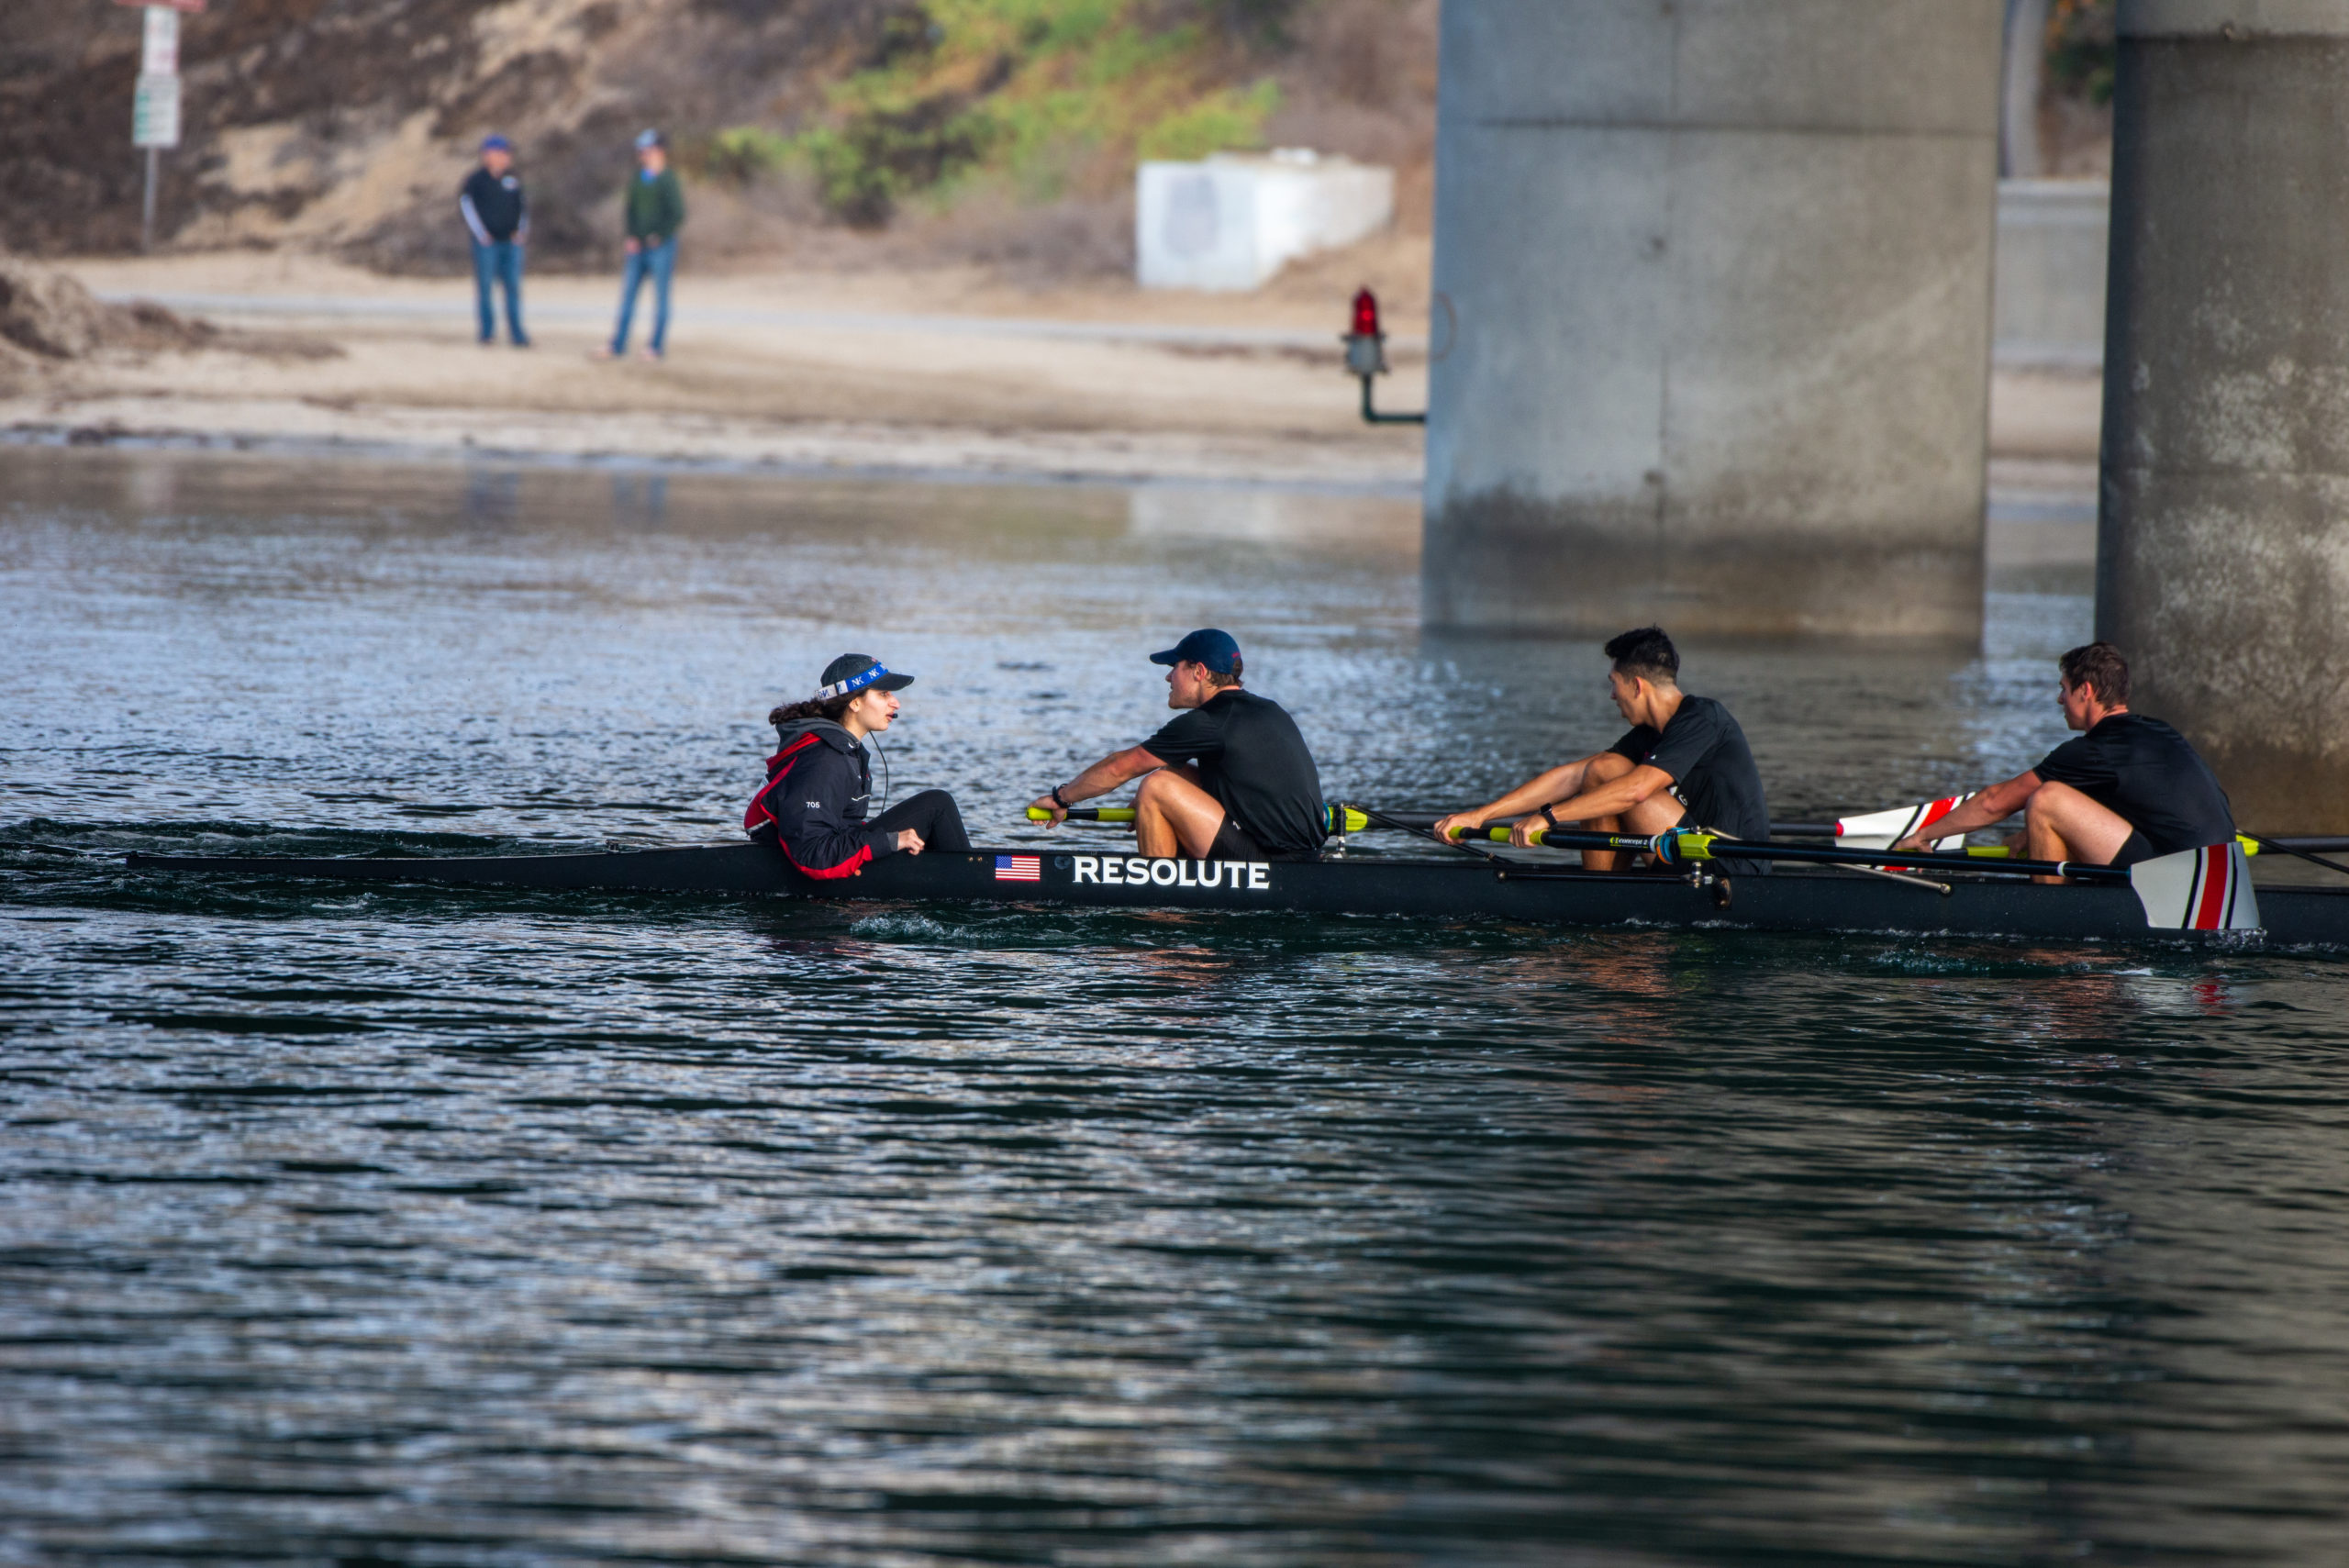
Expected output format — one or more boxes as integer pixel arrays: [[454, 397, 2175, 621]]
[[459, 135, 529, 348], [599, 129, 686, 361]]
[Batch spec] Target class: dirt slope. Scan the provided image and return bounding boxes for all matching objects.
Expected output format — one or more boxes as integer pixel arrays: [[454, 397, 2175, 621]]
[[0, 0, 1434, 277], [2, 0, 923, 266]]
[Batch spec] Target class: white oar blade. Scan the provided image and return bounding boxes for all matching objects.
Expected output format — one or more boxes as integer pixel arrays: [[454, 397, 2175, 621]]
[[2131, 842, 2263, 931], [1836, 795, 1972, 853]]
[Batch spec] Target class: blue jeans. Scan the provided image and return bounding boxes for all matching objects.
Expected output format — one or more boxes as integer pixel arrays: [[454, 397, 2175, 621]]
[[471, 240, 527, 344], [611, 239, 675, 355]]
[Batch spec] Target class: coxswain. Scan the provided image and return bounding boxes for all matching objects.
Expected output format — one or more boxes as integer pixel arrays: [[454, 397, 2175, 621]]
[[1432, 626, 1772, 874], [1027, 628, 1327, 862], [1890, 641, 2234, 876], [744, 654, 970, 878]]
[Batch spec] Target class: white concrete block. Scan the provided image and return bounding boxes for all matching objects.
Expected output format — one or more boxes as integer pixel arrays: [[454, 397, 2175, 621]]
[[1137, 151, 1396, 292]]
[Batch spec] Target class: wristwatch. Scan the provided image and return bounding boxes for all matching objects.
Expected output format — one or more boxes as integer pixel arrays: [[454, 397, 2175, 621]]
[[1051, 785, 1072, 811], [1539, 804, 1561, 828]]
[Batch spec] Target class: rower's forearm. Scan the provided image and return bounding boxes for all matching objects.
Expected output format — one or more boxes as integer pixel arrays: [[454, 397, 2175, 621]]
[[1059, 749, 1157, 803], [1475, 762, 1585, 822], [1922, 800, 2007, 839], [1549, 778, 1650, 825], [1927, 777, 2036, 839]]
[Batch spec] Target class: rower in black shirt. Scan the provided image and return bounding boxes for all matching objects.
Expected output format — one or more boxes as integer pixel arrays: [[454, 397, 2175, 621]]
[[1434, 627, 1772, 874], [1028, 628, 1327, 862], [1891, 641, 2234, 877]]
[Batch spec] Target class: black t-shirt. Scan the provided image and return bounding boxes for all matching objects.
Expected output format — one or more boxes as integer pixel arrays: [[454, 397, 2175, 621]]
[[1610, 695, 1771, 873], [2034, 712, 2234, 857], [1141, 688, 1326, 857]]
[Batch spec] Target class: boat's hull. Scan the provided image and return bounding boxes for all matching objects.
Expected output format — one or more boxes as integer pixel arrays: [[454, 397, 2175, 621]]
[[126, 844, 2349, 946]]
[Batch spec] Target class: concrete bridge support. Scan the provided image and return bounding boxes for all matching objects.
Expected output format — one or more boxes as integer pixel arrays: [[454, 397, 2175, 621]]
[[2099, 3, 2349, 832], [1422, 1, 2004, 639]]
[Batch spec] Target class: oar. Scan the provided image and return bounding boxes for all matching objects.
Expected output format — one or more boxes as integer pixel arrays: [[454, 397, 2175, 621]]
[[1836, 797, 2349, 874], [1028, 805, 1374, 832], [1444, 824, 2132, 884], [2243, 832, 2349, 878]]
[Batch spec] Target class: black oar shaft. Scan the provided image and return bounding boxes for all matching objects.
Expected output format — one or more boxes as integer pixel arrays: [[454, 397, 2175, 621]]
[[1512, 828, 2130, 884]]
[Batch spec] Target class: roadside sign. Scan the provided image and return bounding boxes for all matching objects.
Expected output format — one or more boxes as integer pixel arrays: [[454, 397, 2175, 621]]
[[133, 72, 182, 149], [122, 1, 203, 250], [141, 7, 179, 74]]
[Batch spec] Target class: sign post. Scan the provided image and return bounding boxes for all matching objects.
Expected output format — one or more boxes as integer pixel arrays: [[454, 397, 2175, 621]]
[[117, 0, 204, 251]]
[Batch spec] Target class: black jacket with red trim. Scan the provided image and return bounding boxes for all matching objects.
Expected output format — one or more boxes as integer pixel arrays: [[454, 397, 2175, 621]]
[[741, 719, 897, 879]]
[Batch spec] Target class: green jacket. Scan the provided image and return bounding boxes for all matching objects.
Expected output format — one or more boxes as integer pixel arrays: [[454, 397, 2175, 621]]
[[624, 168, 685, 244]]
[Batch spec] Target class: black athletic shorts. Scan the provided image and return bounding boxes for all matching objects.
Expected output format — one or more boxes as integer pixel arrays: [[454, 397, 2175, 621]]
[[1207, 815, 1318, 862], [2111, 829, 2157, 868], [1208, 815, 1264, 862]]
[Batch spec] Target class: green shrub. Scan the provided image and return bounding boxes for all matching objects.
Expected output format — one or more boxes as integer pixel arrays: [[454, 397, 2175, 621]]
[[712, 0, 1282, 227], [2046, 0, 2115, 106], [704, 127, 796, 185]]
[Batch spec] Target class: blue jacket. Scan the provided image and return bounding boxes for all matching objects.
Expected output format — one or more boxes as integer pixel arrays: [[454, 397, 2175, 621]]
[[741, 719, 896, 878]]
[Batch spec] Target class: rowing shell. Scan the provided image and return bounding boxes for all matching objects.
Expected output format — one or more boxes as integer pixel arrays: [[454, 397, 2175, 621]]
[[125, 845, 2349, 945]]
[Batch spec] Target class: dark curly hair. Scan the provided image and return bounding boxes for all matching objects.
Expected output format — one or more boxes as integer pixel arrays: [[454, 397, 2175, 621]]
[[768, 694, 855, 730]]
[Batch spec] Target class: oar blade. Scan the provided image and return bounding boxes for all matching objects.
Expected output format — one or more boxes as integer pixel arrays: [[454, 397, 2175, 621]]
[[2130, 841, 2263, 931], [1835, 795, 1972, 853]]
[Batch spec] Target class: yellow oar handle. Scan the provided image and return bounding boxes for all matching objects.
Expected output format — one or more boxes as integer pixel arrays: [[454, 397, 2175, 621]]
[[1920, 840, 2258, 859], [1449, 823, 1694, 854], [1027, 805, 1373, 833]]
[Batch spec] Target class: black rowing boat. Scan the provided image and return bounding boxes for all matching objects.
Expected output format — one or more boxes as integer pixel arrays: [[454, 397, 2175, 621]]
[[126, 844, 2349, 946]]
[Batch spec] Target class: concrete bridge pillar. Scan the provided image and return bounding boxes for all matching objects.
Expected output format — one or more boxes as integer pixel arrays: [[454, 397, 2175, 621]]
[[2099, 2, 2349, 832], [1422, 1, 2004, 639]]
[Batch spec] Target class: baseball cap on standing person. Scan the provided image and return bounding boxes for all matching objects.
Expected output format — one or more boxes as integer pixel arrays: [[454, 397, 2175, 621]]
[[1148, 628, 1241, 674], [635, 128, 664, 150], [480, 134, 512, 153]]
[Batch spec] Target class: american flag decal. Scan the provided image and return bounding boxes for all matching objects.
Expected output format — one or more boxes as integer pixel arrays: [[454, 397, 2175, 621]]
[[994, 854, 1041, 883]]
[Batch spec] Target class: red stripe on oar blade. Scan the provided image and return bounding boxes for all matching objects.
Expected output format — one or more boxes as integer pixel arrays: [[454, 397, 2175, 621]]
[[2191, 843, 2232, 931]]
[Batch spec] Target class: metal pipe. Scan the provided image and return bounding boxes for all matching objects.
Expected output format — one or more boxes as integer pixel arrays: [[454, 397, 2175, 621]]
[[1358, 373, 1425, 426]]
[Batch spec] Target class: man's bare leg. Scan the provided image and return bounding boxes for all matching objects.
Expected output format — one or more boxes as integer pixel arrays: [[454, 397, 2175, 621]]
[[1134, 764, 1228, 858], [2023, 779, 2136, 883], [1573, 751, 1638, 870]]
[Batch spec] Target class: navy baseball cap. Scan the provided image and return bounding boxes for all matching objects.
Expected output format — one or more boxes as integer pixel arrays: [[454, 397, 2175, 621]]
[[1149, 628, 1241, 674], [481, 134, 512, 152], [816, 653, 913, 700]]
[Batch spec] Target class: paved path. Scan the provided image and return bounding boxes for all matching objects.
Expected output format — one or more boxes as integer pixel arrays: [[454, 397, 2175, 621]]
[[100, 291, 1428, 354]]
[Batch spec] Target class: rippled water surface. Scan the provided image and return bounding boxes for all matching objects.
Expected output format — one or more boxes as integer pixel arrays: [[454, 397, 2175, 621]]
[[7, 446, 2349, 1566]]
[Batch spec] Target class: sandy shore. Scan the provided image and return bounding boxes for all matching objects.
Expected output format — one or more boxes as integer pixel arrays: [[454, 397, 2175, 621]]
[[5, 248, 2096, 506], [5, 250, 1433, 490]]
